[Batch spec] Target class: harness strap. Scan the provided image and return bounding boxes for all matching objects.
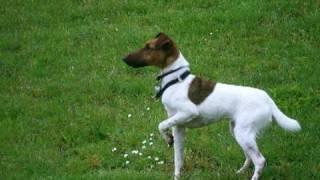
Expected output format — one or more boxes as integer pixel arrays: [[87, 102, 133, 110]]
[[156, 66, 188, 80], [156, 70, 190, 98]]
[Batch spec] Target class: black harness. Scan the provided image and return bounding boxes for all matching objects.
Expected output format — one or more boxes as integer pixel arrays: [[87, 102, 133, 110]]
[[155, 67, 190, 99]]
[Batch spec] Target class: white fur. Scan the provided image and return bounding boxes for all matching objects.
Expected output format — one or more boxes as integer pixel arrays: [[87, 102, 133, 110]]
[[157, 52, 301, 180]]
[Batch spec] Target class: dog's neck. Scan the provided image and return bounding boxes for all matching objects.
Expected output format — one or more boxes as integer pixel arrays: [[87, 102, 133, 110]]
[[158, 52, 190, 87], [161, 52, 189, 74]]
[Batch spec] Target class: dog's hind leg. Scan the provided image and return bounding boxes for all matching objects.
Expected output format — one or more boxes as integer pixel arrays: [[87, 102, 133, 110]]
[[236, 153, 251, 174], [234, 127, 265, 180]]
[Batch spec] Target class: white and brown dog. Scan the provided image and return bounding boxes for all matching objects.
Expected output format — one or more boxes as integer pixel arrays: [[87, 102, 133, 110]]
[[122, 32, 301, 180]]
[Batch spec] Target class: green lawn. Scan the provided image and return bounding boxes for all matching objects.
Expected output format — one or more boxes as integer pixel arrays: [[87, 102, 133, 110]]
[[1, 0, 319, 179]]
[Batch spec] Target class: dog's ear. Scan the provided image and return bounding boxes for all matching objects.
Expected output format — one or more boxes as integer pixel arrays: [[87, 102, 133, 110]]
[[155, 32, 166, 38], [155, 33, 172, 51]]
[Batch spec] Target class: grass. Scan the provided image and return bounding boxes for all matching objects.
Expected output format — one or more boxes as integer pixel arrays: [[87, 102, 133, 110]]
[[0, 0, 319, 179]]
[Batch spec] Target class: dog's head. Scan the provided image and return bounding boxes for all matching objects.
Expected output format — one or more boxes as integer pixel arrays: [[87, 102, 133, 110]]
[[122, 32, 179, 69]]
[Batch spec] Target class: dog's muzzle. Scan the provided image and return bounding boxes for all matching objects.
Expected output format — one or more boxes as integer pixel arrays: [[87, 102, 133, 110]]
[[122, 55, 148, 68]]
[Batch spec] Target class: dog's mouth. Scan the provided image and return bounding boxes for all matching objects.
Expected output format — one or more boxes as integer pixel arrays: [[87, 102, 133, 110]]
[[122, 56, 148, 68]]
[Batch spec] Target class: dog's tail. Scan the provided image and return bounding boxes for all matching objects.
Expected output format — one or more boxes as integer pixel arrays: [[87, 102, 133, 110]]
[[271, 100, 301, 132]]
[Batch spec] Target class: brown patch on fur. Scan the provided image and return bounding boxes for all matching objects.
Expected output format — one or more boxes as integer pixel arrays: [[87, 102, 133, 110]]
[[188, 77, 215, 105], [123, 32, 179, 69]]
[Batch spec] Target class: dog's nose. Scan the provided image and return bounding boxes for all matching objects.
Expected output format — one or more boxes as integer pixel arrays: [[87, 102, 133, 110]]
[[122, 55, 128, 62]]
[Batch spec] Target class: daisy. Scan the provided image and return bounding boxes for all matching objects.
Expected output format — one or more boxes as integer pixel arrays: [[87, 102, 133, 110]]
[[157, 161, 164, 165], [131, 150, 139, 154]]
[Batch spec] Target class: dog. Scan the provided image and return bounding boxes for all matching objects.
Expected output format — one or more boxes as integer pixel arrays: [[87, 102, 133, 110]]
[[122, 32, 301, 180]]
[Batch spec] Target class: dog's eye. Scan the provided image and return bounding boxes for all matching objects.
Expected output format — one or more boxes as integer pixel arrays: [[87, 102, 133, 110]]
[[145, 44, 152, 50]]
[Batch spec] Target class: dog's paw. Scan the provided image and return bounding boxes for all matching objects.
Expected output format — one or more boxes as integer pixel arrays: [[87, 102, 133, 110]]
[[236, 169, 243, 174], [167, 133, 174, 147], [174, 174, 180, 180], [236, 168, 246, 174]]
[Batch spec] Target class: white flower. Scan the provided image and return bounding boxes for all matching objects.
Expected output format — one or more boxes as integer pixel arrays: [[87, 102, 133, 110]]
[[125, 160, 130, 165], [142, 145, 146, 149], [131, 150, 139, 154], [127, 114, 132, 118], [149, 138, 153, 141], [139, 152, 143, 156], [210, 32, 213, 35], [147, 156, 152, 159], [150, 133, 154, 137], [154, 157, 159, 161], [124, 153, 128, 158], [149, 142, 153, 146], [111, 147, 117, 152], [142, 140, 147, 144], [157, 161, 164, 165], [146, 107, 150, 111]]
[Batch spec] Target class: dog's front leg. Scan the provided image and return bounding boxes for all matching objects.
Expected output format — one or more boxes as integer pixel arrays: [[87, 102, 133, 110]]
[[173, 126, 185, 180], [158, 112, 195, 145]]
